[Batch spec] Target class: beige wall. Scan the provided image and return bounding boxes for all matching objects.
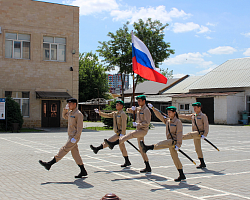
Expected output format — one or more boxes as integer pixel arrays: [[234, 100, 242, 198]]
[[0, 0, 79, 127]]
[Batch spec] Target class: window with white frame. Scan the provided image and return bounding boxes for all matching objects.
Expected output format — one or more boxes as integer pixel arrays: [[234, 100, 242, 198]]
[[179, 103, 190, 111], [43, 36, 66, 61], [5, 33, 30, 59], [5, 91, 30, 117]]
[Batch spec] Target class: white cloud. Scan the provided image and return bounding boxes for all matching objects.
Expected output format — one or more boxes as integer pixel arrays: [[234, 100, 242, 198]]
[[243, 48, 250, 56], [173, 73, 186, 78], [66, 0, 119, 15], [172, 22, 210, 34], [110, 6, 192, 24], [164, 52, 214, 68], [207, 46, 237, 54], [205, 36, 212, 39], [196, 67, 215, 75], [206, 22, 216, 26], [241, 32, 250, 38]]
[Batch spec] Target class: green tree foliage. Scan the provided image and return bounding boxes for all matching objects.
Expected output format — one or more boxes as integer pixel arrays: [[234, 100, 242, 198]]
[[0, 97, 23, 131], [79, 52, 109, 102], [97, 18, 175, 104], [160, 68, 173, 79]]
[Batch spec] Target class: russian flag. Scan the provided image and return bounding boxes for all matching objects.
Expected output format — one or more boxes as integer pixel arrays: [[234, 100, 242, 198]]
[[132, 32, 168, 84]]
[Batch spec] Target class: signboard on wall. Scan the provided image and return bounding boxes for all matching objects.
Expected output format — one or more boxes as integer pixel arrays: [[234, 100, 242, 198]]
[[0, 98, 5, 120]]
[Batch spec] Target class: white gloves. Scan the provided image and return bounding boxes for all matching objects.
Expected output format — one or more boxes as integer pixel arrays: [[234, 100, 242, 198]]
[[201, 135, 205, 139], [133, 122, 137, 127], [65, 104, 69, 109], [175, 145, 179, 151], [148, 103, 153, 109], [94, 108, 99, 114], [120, 134, 124, 137], [71, 138, 76, 143], [163, 116, 167, 119], [131, 106, 136, 111]]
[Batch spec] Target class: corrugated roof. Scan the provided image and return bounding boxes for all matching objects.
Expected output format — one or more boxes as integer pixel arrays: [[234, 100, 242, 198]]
[[187, 57, 250, 90], [124, 78, 181, 95], [172, 92, 240, 98], [163, 76, 201, 94]]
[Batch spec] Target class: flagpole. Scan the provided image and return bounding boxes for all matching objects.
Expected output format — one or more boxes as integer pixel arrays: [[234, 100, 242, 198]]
[[131, 31, 136, 122]]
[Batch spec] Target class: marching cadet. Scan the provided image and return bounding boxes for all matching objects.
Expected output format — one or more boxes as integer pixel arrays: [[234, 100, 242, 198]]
[[39, 98, 87, 178], [104, 95, 152, 173], [90, 100, 131, 167], [140, 104, 186, 182], [179, 102, 209, 169]]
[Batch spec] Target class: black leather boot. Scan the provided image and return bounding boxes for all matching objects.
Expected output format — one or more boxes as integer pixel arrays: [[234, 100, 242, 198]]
[[90, 144, 103, 154], [121, 156, 131, 167], [104, 139, 119, 150], [39, 157, 56, 171], [196, 158, 206, 169], [140, 161, 151, 173], [75, 164, 88, 178], [174, 169, 186, 182], [140, 140, 154, 153]]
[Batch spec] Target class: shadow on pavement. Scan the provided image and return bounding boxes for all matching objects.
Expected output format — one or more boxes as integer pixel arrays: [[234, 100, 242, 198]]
[[150, 181, 201, 192], [185, 168, 225, 176], [111, 173, 168, 182], [94, 167, 140, 175], [41, 178, 93, 189]]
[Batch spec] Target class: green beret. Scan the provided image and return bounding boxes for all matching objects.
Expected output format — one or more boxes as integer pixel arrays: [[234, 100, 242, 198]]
[[136, 95, 146, 100], [116, 100, 125, 106], [192, 102, 201, 107], [166, 106, 176, 112]]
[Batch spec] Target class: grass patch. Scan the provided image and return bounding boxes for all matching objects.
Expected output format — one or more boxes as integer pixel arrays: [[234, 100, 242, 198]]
[[84, 127, 136, 131]]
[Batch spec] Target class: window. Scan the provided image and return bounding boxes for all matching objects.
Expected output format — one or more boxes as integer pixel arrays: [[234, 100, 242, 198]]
[[5, 91, 30, 117], [179, 103, 190, 111], [5, 33, 30, 59], [43, 36, 66, 61]]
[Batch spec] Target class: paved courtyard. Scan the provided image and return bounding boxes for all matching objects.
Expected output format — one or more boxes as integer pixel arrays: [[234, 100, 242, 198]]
[[0, 123, 250, 200]]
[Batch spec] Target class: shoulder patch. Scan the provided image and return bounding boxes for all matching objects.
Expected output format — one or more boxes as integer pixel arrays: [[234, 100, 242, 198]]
[[70, 116, 75, 118]]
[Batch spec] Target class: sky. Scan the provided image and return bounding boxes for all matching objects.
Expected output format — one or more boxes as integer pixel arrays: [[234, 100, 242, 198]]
[[41, 0, 250, 78]]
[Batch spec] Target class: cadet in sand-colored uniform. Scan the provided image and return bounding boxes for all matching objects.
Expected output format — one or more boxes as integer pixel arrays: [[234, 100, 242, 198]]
[[90, 100, 131, 167], [39, 98, 87, 178], [140, 105, 186, 182], [179, 102, 209, 169], [104, 95, 152, 173]]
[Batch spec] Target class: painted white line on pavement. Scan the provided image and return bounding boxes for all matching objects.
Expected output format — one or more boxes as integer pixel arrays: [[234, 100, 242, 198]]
[[201, 193, 230, 199], [187, 171, 250, 180]]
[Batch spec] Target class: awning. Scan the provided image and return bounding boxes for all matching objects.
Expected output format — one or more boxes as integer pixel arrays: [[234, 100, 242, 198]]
[[36, 91, 72, 99]]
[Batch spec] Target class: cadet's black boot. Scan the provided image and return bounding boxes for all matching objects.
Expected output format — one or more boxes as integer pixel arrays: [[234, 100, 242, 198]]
[[174, 169, 186, 182], [39, 157, 56, 171], [104, 139, 119, 150], [140, 161, 152, 173], [90, 144, 103, 154], [196, 158, 206, 169], [121, 156, 131, 167], [75, 164, 88, 178], [140, 140, 154, 153]]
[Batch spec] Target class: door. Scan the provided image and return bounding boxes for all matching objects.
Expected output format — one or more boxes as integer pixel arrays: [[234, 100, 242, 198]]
[[196, 97, 214, 124], [42, 100, 60, 127]]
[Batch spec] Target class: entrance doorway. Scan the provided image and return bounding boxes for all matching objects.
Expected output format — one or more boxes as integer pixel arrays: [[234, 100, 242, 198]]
[[42, 100, 60, 127], [196, 97, 214, 124]]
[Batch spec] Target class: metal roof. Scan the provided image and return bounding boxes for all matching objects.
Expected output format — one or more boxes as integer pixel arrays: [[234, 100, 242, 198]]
[[187, 57, 250, 90], [172, 91, 240, 98], [124, 78, 182, 95], [163, 76, 201, 94]]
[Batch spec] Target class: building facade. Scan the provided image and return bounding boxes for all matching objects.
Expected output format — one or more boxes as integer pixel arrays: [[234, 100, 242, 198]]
[[0, 0, 79, 128], [108, 74, 129, 94]]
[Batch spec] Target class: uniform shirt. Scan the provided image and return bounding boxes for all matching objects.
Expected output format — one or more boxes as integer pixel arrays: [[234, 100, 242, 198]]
[[62, 108, 83, 140], [153, 108, 183, 148], [127, 104, 151, 131], [191, 111, 209, 136], [99, 110, 127, 136]]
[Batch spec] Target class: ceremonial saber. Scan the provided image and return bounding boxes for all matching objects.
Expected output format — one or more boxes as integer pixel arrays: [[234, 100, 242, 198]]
[[203, 137, 220, 151], [126, 140, 140, 153], [177, 148, 196, 165]]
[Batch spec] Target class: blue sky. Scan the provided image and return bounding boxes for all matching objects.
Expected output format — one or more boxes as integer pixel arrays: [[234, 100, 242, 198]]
[[42, 0, 250, 78]]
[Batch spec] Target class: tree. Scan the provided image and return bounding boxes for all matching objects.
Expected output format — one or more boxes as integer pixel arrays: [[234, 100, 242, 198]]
[[101, 99, 116, 128], [0, 96, 23, 131], [97, 22, 132, 102], [97, 18, 175, 105], [79, 52, 109, 102], [160, 68, 173, 79]]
